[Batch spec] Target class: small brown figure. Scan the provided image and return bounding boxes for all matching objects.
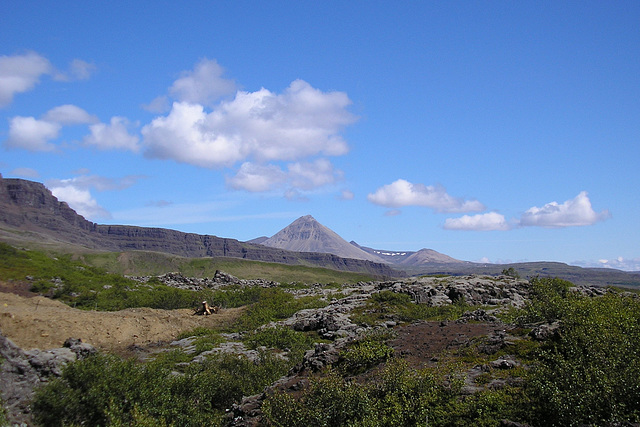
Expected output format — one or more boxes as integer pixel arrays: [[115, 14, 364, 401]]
[[194, 300, 219, 315]]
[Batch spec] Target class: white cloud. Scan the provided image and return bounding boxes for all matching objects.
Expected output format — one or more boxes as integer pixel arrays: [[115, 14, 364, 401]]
[[142, 95, 170, 113], [69, 59, 96, 80], [84, 117, 140, 151], [444, 212, 511, 231], [367, 179, 485, 213], [169, 58, 236, 105], [288, 158, 343, 190], [226, 162, 287, 192], [142, 102, 245, 167], [46, 173, 144, 220], [339, 189, 355, 200], [48, 174, 144, 192], [5, 116, 61, 151], [142, 79, 355, 168], [42, 104, 98, 125], [0, 52, 52, 107], [227, 158, 342, 194], [49, 185, 110, 220], [573, 257, 640, 272], [519, 191, 610, 228]]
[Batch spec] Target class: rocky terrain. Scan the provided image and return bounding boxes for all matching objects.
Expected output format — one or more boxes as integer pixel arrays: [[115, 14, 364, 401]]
[[3, 268, 618, 426]]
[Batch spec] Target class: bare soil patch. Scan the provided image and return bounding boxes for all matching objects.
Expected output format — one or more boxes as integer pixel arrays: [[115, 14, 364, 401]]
[[0, 284, 242, 355], [389, 320, 500, 368]]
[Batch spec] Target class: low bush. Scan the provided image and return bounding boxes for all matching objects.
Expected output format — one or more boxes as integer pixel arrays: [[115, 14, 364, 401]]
[[243, 325, 317, 362], [31, 350, 292, 426]]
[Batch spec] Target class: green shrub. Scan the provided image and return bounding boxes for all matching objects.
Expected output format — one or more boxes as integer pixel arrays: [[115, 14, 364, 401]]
[[231, 288, 327, 331], [244, 326, 316, 361], [31, 350, 292, 427], [518, 276, 575, 324], [526, 291, 640, 426], [339, 334, 393, 375]]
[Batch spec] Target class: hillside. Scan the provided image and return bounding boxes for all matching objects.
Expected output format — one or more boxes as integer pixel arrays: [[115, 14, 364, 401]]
[[0, 176, 397, 279]]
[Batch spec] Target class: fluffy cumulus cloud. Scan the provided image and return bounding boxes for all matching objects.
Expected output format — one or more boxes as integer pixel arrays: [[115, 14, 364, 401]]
[[226, 162, 287, 192], [367, 179, 485, 213], [288, 158, 343, 190], [49, 185, 110, 220], [42, 104, 98, 125], [519, 191, 610, 228], [169, 58, 236, 105], [227, 158, 343, 194], [143, 79, 355, 169], [444, 212, 511, 231], [5, 104, 98, 151], [47, 174, 144, 220], [5, 116, 61, 151], [0, 52, 52, 107], [84, 117, 140, 151], [142, 102, 245, 167]]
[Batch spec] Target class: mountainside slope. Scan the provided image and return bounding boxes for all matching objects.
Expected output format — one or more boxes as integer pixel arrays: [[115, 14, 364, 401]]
[[352, 242, 466, 266], [261, 215, 385, 263], [0, 176, 398, 278]]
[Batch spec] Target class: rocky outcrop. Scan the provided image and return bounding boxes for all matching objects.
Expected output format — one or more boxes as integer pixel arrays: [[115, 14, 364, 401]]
[[0, 334, 96, 425]]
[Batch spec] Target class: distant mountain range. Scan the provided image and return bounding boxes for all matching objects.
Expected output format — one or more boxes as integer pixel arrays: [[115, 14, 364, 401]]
[[255, 215, 469, 267], [0, 175, 397, 278], [1, 175, 639, 287]]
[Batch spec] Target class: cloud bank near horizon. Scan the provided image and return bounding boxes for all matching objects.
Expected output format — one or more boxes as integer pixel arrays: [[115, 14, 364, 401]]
[[443, 191, 610, 230]]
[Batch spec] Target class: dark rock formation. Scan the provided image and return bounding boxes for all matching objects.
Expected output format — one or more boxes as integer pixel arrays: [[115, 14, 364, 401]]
[[0, 333, 96, 425]]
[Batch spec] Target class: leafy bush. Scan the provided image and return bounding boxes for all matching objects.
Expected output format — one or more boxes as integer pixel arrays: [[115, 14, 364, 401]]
[[263, 359, 477, 427], [339, 332, 395, 375], [32, 350, 292, 426], [526, 290, 640, 426], [517, 276, 575, 324], [231, 288, 327, 331], [244, 325, 317, 362]]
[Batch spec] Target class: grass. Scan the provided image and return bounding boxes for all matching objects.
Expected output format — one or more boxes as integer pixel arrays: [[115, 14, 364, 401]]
[[81, 250, 377, 284]]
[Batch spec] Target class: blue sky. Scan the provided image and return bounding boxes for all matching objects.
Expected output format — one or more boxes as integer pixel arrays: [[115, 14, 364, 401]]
[[1, 1, 639, 270]]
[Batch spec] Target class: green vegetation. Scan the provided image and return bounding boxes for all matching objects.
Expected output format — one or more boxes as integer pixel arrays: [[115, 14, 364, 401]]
[[501, 267, 520, 279], [263, 359, 530, 426], [523, 277, 640, 426], [338, 330, 395, 374], [351, 290, 475, 326], [31, 351, 292, 427], [244, 325, 318, 362], [263, 277, 640, 426], [231, 288, 327, 331], [83, 250, 375, 283], [11, 240, 639, 427], [0, 242, 209, 311]]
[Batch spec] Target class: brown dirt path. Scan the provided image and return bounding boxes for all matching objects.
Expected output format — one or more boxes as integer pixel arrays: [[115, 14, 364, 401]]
[[0, 288, 242, 354]]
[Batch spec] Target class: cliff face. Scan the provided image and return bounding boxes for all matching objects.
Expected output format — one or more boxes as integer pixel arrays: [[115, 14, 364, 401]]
[[0, 176, 398, 278]]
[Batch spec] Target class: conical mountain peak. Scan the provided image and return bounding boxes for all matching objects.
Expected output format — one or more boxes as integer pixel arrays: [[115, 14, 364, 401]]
[[260, 216, 384, 262]]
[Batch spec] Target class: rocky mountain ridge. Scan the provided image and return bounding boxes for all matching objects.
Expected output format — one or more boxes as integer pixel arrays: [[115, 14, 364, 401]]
[[0, 175, 397, 278]]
